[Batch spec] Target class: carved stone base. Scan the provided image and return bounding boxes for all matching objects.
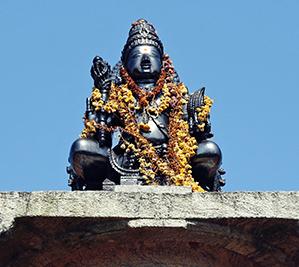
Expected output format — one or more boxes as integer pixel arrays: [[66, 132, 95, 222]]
[[120, 175, 144, 185], [102, 178, 115, 191]]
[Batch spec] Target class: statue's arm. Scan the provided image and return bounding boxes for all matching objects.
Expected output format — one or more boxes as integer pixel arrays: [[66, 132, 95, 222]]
[[187, 87, 225, 191], [89, 56, 113, 147], [67, 57, 114, 190]]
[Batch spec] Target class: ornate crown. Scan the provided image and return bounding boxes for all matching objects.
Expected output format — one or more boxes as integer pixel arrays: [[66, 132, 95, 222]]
[[121, 19, 164, 62]]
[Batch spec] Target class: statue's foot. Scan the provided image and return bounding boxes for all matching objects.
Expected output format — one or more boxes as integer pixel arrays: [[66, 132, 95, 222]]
[[68, 138, 111, 190]]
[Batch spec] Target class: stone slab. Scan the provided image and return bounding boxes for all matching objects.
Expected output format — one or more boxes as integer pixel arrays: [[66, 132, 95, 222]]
[[0, 188, 298, 266]]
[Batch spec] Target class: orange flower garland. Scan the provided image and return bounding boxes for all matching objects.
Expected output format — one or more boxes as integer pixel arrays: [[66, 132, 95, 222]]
[[80, 55, 213, 192], [119, 66, 166, 107]]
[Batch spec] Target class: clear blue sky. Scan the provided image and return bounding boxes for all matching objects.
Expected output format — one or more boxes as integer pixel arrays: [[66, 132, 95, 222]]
[[0, 0, 298, 191]]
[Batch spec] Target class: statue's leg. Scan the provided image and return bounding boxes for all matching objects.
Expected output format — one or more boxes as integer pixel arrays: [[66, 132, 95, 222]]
[[191, 140, 224, 191], [68, 138, 111, 190]]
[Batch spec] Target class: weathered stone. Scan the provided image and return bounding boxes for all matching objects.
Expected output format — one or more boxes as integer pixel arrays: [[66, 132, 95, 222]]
[[0, 188, 298, 266]]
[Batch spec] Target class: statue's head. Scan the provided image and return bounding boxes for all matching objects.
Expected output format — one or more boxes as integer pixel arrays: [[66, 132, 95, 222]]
[[122, 19, 164, 83]]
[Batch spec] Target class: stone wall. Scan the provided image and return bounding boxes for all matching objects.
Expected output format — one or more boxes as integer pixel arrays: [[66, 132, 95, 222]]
[[0, 186, 298, 266]]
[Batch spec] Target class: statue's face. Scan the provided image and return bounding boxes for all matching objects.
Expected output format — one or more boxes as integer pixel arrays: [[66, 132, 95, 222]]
[[124, 45, 162, 82]]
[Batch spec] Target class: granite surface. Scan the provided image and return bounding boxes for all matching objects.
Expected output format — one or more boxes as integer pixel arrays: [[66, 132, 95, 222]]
[[0, 186, 298, 266]]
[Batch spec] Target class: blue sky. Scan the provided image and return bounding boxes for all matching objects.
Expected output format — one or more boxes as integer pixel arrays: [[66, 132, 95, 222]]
[[0, 0, 298, 191]]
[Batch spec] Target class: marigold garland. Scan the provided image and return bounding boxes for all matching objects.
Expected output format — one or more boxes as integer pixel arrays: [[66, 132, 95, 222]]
[[120, 65, 166, 107], [196, 95, 213, 132], [80, 55, 213, 192], [80, 118, 97, 138], [90, 87, 104, 112]]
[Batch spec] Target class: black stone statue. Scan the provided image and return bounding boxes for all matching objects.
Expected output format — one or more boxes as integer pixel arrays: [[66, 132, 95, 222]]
[[67, 19, 225, 192]]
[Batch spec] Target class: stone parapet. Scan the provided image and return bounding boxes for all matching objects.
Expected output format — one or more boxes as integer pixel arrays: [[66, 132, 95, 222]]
[[0, 187, 298, 266]]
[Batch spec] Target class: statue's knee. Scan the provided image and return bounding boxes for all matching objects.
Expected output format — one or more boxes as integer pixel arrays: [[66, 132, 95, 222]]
[[69, 138, 109, 161], [191, 140, 222, 178], [69, 138, 110, 179]]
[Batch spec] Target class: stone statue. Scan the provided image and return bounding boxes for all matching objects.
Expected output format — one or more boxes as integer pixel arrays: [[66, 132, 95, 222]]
[[67, 19, 225, 192]]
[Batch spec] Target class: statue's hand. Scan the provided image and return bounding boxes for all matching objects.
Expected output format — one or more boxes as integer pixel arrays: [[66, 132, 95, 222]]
[[90, 56, 111, 89], [187, 87, 205, 126], [188, 87, 213, 139]]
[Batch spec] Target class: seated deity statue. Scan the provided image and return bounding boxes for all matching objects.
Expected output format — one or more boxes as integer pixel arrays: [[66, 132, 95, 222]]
[[67, 19, 225, 192]]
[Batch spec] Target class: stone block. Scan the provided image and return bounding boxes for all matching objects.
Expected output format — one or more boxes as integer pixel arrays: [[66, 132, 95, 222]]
[[0, 188, 298, 266]]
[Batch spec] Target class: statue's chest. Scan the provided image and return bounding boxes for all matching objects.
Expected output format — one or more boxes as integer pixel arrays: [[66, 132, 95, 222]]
[[134, 96, 169, 145], [135, 111, 168, 145]]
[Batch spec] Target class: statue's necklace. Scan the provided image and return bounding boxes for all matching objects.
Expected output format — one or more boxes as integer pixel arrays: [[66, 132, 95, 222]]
[[120, 66, 166, 107]]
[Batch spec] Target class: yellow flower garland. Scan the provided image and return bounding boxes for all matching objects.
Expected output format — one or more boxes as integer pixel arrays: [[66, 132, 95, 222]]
[[90, 88, 104, 111], [196, 95, 213, 132], [80, 82, 213, 192], [80, 119, 97, 138]]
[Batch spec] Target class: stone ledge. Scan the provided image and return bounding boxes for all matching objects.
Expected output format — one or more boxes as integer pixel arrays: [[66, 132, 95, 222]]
[[0, 188, 298, 266], [0, 188, 298, 231]]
